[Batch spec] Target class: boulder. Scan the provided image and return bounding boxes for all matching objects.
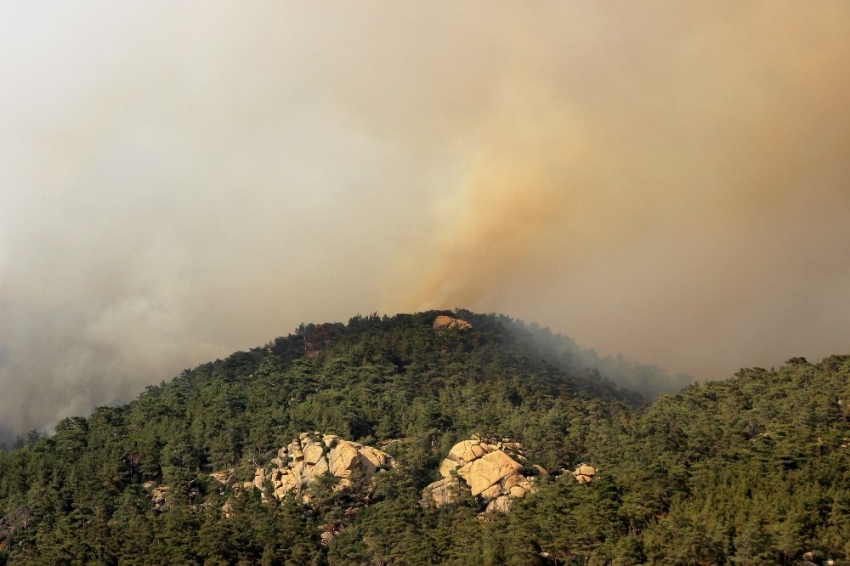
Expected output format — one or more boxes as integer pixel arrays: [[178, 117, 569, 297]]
[[329, 441, 361, 477], [439, 459, 460, 478], [485, 495, 513, 513], [464, 443, 487, 461], [286, 440, 303, 460], [448, 439, 479, 462], [209, 470, 237, 486], [509, 486, 528, 499], [422, 477, 466, 507], [458, 450, 523, 495], [480, 483, 503, 500], [433, 315, 473, 331], [312, 456, 330, 477], [303, 442, 325, 465], [148, 485, 170, 511], [291, 460, 307, 483], [503, 474, 521, 491], [253, 468, 265, 490], [358, 446, 390, 479], [573, 464, 596, 483]]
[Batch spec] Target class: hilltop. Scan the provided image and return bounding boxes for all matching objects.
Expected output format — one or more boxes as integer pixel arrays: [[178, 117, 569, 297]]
[[1, 311, 848, 564]]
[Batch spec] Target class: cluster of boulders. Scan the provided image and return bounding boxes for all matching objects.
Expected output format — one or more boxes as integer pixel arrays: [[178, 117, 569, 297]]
[[246, 432, 393, 501], [432, 315, 472, 331], [159, 429, 597, 521], [422, 437, 543, 513]]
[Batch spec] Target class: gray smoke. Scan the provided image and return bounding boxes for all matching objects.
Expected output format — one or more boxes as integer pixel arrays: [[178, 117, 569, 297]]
[[2, 1, 849, 439]]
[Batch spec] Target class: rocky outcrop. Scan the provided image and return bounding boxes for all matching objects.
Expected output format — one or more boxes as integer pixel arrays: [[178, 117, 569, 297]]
[[459, 450, 524, 496], [210, 469, 237, 487], [573, 463, 596, 483], [320, 522, 344, 546], [143, 482, 170, 511], [424, 477, 462, 507], [422, 437, 542, 513], [433, 315, 472, 331], [246, 432, 393, 501]]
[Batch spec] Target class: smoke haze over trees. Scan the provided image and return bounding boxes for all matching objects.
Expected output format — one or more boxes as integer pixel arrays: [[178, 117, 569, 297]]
[[1, 1, 849, 438]]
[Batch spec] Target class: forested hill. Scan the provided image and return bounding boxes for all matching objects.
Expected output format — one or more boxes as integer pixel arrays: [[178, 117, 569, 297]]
[[1, 311, 849, 565]]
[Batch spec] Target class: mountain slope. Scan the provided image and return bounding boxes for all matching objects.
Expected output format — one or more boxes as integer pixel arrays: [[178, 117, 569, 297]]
[[0, 311, 848, 565]]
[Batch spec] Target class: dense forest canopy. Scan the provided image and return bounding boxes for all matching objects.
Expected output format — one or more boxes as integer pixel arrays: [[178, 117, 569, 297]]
[[0, 310, 848, 565]]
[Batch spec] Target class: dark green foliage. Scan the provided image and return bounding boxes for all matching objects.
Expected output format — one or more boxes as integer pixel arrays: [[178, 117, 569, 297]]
[[0, 311, 848, 564]]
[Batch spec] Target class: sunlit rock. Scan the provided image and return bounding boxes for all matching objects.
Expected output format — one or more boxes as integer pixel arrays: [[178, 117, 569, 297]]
[[247, 432, 393, 502], [573, 463, 596, 483], [433, 315, 473, 331], [422, 436, 543, 512]]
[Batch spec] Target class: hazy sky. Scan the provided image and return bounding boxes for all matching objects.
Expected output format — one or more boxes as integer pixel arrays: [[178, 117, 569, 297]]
[[2, 1, 849, 438]]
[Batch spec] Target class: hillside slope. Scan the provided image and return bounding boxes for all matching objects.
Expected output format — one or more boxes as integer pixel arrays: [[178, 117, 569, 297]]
[[1, 311, 848, 565]]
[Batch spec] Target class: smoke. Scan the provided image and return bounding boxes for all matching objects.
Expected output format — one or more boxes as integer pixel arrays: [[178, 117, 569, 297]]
[[396, 1, 850, 378], [2, 1, 849, 439]]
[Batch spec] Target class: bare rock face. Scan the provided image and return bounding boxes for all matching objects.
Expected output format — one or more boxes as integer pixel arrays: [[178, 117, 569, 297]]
[[486, 495, 513, 513], [247, 432, 393, 501], [458, 450, 524, 495], [423, 477, 465, 507], [433, 315, 473, 331], [573, 463, 596, 483], [209, 469, 237, 487], [422, 436, 543, 513]]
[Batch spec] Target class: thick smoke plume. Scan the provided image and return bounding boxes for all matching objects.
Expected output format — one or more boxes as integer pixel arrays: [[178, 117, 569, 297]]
[[2, 2, 849, 441]]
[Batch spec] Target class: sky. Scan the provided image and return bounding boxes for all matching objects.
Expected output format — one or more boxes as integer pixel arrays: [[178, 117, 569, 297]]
[[1, 1, 849, 439]]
